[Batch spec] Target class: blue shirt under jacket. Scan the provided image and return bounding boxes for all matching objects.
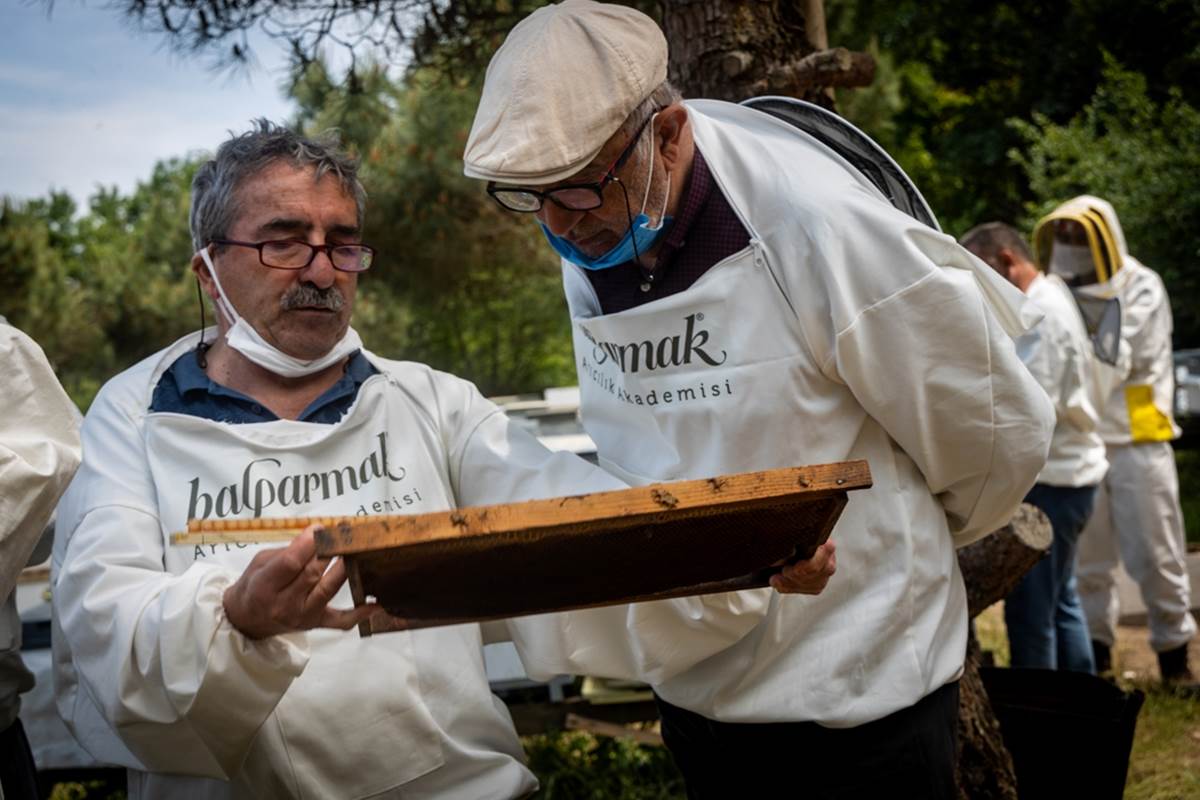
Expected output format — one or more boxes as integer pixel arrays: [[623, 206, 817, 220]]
[[149, 348, 377, 424]]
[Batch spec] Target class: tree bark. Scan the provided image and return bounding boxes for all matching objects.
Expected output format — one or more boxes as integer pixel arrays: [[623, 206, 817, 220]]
[[959, 503, 1053, 618], [954, 503, 1053, 800], [661, 0, 874, 105], [957, 632, 1018, 800]]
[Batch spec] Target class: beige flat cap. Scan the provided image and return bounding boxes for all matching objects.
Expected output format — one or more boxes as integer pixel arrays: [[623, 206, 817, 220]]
[[463, 0, 668, 186]]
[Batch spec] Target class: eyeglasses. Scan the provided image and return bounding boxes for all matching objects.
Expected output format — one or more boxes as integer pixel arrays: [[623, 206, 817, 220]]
[[210, 239, 375, 272], [486, 113, 657, 213]]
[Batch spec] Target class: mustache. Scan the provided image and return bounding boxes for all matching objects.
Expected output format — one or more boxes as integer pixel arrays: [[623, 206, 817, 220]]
[[280, 283, 345, 312]]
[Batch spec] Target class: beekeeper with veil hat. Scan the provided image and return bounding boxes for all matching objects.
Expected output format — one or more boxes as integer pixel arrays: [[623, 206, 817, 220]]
[[1034, 195, 1197, 687], [463, 1, 1056, 796]]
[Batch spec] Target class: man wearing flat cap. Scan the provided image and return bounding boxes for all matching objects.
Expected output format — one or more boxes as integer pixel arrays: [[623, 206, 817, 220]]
[[464, 1, 1055, 797]]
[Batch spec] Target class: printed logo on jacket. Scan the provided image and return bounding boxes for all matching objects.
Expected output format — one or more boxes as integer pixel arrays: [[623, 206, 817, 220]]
[[146, 401, 440, 566], [577, 309, 737, 408], [186, 431, 421, 522]]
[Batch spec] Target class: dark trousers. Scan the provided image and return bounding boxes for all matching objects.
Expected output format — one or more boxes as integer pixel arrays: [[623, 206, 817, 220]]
[[0, 718, 42, 800], [656, 682, 960, 799]]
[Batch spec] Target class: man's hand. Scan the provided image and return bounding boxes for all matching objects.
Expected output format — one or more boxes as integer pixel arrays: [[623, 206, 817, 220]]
[[769, 541, 836, 595], [222, 525, 379, 640]]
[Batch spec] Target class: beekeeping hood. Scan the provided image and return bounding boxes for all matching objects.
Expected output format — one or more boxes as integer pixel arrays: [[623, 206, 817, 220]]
[[1032, 195, 1130, 288], [1032, 195, 1129, 365]]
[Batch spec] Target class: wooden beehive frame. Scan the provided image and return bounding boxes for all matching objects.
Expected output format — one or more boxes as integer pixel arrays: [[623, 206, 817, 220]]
[[173, 461, 871, 635]]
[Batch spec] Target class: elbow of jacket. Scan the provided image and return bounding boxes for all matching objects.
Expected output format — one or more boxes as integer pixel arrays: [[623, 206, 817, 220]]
[[113, 717, 239, 781], [1011, 409, 1055, 488]]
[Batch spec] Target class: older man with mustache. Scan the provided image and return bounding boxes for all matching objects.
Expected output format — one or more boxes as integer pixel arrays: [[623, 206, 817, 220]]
[[51, 120, 648, 800]]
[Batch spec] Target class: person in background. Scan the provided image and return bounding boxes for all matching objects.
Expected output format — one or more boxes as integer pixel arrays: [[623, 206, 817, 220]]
[[462, 2, 1055, 797], [962, 221, 1115, 673], [1033, 195, 1197, 686], [0, 318, 82, 799]]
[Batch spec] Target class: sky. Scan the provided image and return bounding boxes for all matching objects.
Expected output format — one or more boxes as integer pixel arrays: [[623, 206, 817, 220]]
[[1, 0, 298, 204]]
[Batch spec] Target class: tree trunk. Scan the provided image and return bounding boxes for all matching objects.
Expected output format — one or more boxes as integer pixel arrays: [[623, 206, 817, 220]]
[[660, 0, 874, 105], [957, 631, 1018, 800], [958, 504, 1053, 618], [954, 503, 1053, 799]]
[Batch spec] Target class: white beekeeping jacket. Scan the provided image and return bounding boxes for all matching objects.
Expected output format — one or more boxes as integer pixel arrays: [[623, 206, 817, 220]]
[[53, 334, 671, 800], [1017, 273, 1109, 486], [0, 322, 81, 732], [508, 100, 1055, 727], [1101, 256, 1180, 444], [0, 323, 80, 598]]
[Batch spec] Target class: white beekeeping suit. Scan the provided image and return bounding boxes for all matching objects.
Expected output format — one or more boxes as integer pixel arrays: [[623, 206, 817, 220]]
[[1034, 195, 1196, 673], [52, 331, 780, 799], [502, 100, 1056, 726], [0, 320, 81, 800], [1014, 272, 1110, 489], [462, 4, 1054, 794], [0, 321, 80, 603]]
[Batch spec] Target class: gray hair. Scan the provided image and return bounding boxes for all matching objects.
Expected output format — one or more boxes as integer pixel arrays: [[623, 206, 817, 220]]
[[618, 80, 685, 160], [960, 221, 1033, 264], [189, 119, 367, 252]]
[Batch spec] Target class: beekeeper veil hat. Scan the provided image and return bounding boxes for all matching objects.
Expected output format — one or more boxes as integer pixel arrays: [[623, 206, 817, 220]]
[[463, 0, 669, 186], [1031, 195, 1129, 285]]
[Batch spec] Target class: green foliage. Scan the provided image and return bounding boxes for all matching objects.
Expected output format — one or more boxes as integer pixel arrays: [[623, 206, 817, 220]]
[[1010, 57, 1200, 347], [1176, 450, 1200, 545], [835, 43, 987, 233], [11, 2, 1198, 401], [830, 0, 1200, 236], [48, 780, 126, 800], [524, 731, 686, 799], [289, 60, 398, 157], [307, 66, 577, 394], [1, 62, 575, 406], [0, 160, 200, 409], [828, 3, 1199, 347]]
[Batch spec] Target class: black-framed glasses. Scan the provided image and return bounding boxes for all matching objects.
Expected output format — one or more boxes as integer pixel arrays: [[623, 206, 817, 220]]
[[487, 112, 658, 213], [210, 238, 375, 272]]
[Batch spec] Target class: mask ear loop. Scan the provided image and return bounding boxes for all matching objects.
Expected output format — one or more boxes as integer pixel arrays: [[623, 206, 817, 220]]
[[194, 277, 210, 369], [622, 113, 664, 273], [638, 115, 658, 215], [195, 244, 238, 369]]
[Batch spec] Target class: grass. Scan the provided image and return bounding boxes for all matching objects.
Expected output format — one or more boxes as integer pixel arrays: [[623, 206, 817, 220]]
[[1123, 687, 1200, 800], [974, 599, 1010, 667]]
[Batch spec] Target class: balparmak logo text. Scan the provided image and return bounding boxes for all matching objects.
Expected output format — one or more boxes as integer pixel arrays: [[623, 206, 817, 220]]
[[583, 313, 727, 374], [186, 432, 407, 520]]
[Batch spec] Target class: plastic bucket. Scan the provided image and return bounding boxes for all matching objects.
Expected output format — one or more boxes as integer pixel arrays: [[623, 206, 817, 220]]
[[980, 667, 1145, 800]]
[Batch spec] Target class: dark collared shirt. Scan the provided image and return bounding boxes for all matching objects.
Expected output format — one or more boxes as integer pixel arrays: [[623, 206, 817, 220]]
[[149, 349, 378, 424], [585, 150, 751, 314]]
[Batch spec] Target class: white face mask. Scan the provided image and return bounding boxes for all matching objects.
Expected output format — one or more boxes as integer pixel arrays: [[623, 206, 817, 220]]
[[1049, 242, 1097, 283], [198, 247, 363, 378]]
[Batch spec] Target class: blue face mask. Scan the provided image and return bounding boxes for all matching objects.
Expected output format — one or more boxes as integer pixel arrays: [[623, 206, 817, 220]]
[[541, 118, 673, 271]]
